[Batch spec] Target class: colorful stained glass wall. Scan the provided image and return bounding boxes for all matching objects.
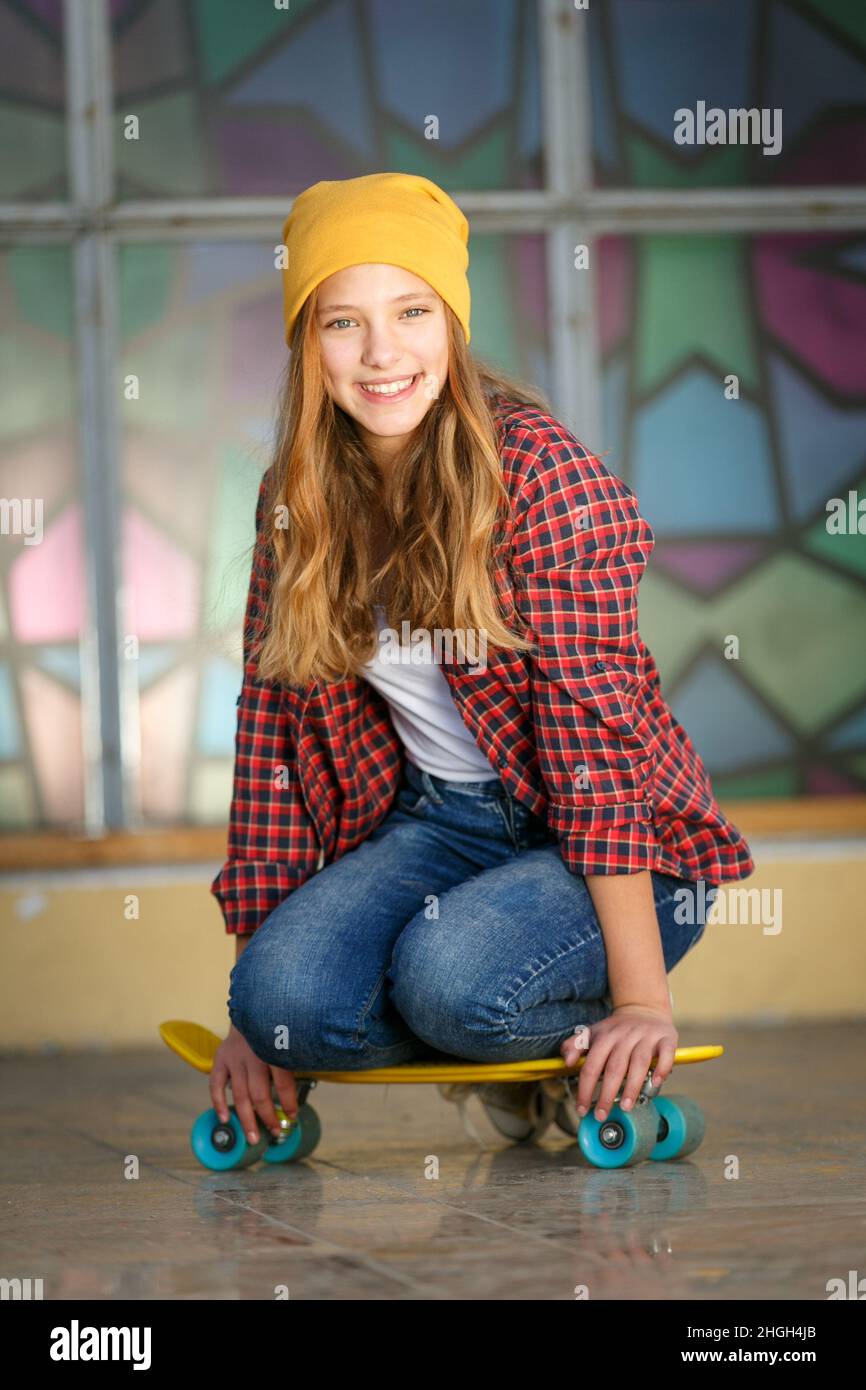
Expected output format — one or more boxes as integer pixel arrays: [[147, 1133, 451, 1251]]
[[0, 0, 67, 199], [596, 229, 866, 800], [2, 0, 864, 830], [589, 0, 866, 188], [111, 0, 544, 196], [0, 244, 81, 827]]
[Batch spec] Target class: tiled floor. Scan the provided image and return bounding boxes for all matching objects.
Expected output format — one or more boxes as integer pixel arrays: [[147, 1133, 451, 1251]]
[[2, 1022, 864, 1300]]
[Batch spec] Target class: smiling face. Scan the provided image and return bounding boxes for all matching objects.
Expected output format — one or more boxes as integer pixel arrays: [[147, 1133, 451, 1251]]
[[314, 263, 449, 466]]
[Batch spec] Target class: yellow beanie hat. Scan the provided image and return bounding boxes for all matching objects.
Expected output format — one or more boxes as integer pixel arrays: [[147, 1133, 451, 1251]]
[[280, 171, 471, 348]]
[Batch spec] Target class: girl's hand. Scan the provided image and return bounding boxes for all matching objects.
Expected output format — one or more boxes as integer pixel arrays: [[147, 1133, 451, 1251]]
[[559, 1005, 678, 1123], [210, 1025, 299, 1145]]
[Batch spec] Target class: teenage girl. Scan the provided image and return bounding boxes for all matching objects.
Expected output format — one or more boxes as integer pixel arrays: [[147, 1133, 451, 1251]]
[[209, 172, 754, 1149]]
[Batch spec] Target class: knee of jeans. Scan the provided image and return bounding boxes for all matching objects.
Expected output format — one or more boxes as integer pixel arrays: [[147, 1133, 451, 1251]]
[[226, 946, 257, 1034], [228, 947, 299, 1058], [229, 946, 371, 1067], [391, 941, 512, 1048]]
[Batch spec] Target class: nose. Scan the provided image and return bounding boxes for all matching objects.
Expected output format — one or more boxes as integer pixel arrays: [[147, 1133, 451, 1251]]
[[360, 320, 405, 370]]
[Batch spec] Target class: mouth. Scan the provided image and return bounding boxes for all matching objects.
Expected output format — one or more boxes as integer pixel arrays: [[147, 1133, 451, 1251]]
[[356, 372, 420, 403]]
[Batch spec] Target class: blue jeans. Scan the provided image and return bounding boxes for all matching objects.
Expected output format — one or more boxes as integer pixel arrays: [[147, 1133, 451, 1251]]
[[227, 759, 707, 1070]]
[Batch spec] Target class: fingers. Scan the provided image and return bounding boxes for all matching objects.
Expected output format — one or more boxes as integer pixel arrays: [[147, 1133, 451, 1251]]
[[231, 1064, 282, 1144], [271, 1067, 299, 1121], [229, 1065, 262, 1145], [651, 1037, 677, 1089], [577, 1029, 678, 1122], [214, 1035, 297, 1145], [616, 1042, 658, 1113], [246, 1066, 285, 1140], [587, 1040, 639, 1121], [209, 1058, 230, 1124], [575, 1034, 616, 1118], [561, 1024, 591, 1065]]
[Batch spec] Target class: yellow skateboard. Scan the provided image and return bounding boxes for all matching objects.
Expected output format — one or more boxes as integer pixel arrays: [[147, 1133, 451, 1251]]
[[160, 1019, 723, 1171]]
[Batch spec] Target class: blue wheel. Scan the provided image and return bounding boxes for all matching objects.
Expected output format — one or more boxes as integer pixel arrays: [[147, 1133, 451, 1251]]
[[190, 1108, 268, 1171], [649, 1094, 705, 1161], [261, 1103, 321, 1164], [293, 1103, 322, 1160], [577, 1099, 659, 1169]]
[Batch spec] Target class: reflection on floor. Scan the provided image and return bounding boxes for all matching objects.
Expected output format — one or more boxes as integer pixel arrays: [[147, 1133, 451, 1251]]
[[2, 1022, 863, 1300]]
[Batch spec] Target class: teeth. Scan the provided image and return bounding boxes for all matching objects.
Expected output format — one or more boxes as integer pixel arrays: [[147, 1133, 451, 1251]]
[[360, 376, 415, 396]]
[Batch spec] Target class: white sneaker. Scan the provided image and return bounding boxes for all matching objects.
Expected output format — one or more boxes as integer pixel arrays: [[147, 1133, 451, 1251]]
[[438, 1081, 556, 1145]]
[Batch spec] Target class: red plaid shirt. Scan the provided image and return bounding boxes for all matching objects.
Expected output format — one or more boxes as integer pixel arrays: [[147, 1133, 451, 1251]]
[[212, 397, 755, 934]]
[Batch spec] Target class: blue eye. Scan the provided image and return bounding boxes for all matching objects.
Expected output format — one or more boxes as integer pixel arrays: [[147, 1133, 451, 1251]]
[[325, 306, 430, 329]]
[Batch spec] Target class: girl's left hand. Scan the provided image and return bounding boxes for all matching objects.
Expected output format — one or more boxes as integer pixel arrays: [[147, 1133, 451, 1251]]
[[559, 1005, 679, 1123]]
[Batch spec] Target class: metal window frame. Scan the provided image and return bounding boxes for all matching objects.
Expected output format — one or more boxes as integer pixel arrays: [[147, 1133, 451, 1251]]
[[66, 0, 127, 832], [1, 0, 864, 832]]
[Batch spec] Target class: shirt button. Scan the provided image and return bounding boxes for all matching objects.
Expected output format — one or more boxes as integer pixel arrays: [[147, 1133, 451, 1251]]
[[594, 660, 606, 671], [497, 756, 507, 769]]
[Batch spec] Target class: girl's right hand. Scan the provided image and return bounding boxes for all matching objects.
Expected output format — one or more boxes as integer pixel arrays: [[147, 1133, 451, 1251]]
[[210, 1025, 299, 1144]]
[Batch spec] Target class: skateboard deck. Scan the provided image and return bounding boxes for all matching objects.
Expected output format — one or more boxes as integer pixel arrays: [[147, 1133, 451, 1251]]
[[159, 1019, 723, 1082], [159, 1019, 723, 1172]]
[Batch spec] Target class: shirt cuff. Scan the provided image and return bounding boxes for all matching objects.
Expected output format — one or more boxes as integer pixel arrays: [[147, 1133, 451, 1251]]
[[210, 858, 311, 935], [546, 799, 655, 875]]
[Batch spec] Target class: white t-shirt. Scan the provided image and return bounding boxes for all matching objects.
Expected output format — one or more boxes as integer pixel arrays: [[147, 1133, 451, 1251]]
[[360, 603, 500, 782]]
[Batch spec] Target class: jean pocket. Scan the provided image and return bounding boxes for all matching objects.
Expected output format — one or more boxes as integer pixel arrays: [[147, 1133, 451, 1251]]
[[396, 786, 430, 816]]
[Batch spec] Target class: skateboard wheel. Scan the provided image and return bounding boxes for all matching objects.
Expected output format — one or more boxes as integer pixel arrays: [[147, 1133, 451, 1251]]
[[649, 1094, 705, 1161], [577, 1099, 659, 1169], [294, 1103, 322, 1160], [261, 1103, 321, 1164], [190, 1108, 268, 1171]]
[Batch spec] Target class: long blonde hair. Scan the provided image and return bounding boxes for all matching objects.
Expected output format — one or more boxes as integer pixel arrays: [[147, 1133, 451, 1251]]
[[254, 291, 552, 688]]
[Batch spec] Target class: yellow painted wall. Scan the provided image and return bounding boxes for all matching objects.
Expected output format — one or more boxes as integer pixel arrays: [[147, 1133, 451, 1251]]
[[1, 846, 864, 1051]]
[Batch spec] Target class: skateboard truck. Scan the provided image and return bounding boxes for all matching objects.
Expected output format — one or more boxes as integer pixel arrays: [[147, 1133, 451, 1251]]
[[264, 1078, 317, 1146]]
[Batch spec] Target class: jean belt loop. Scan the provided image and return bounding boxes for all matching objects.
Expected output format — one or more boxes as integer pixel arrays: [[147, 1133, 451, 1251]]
[[420, 768, 445, 806]]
